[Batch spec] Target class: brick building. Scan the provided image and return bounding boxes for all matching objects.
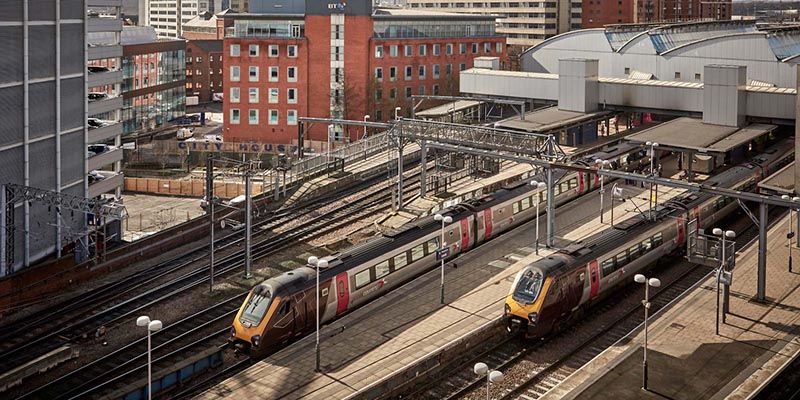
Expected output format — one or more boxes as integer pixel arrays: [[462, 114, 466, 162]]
[[222, 2, 505, 146], [186, 40, 224, 102], [582, 0, 731, 28]]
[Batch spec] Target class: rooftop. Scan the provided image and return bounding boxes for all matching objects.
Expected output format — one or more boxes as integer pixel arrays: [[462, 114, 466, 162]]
[[495, 107, 611, 134], [625, 117, 776, 153]]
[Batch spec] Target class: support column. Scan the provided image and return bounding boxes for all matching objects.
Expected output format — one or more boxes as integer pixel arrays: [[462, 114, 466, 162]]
[[244, 171, 253, 279], [687, 152, 693, 183], [547, 166, 555, 247], [397, 142, 404, 210], [420, 140, 427, 198], [757, 202, 767, 301], [1, 187, 6, 275]]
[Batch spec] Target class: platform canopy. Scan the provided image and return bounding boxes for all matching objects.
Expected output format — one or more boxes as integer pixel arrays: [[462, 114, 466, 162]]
[[625, 117, 776, 153], [757, 161, 795, 195], [416, 100, 482, 118], [494, 107, 612, 134]]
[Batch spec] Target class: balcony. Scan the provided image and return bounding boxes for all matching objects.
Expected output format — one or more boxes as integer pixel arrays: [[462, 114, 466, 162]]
[[88, 122, 122, 143], [87, 0, 122, 5], [88, 147, 123, 171], [88, 69, 122, 88], [88, 17, 122, 33], [88, 171, 124, 198], [89, 96, 123, 116], [88, 44, 122, 61]]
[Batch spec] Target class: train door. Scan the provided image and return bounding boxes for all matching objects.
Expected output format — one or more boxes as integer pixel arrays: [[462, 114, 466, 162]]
[[483, 209, 493, 240], [475, 212, 485, 243], [460, 218, 471, 251], [677, 215, 685, 245], [335, 272, 349, 316], [589, 260, 600, 299], [578, 172, 585, 194]]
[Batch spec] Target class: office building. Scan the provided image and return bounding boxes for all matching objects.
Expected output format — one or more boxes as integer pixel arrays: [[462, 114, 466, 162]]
[[148, 0, 224, 38], [186, 40, 224, 102]]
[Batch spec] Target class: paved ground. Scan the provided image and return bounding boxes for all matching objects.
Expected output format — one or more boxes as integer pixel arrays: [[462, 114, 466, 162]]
[[120, 192, 206, 241]]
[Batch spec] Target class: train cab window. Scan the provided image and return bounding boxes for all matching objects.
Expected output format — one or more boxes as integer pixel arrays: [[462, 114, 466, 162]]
[[511, 269, 544, 304], [629, 244, 641, 260], [240, 285, 273, 325], [375, 260, 390, 279], [616, 251, 628, 269], [393, 253, 409, 270], [426, 238, 440, 254], [641, 238, 653, 252], [355, 269, 371, 289], [513, 202, 520, 214], [521, 197, 531, 210], [653, 232, 663, 246], [279, 301, 291, 315], [410, 244, 425, 262], [601, 258, 615, 276]]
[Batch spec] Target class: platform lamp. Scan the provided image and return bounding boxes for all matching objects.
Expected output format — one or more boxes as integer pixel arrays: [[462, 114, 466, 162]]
[[595, 159, 610, 223], [434, 213, 453, 304], [530, 180, 546, 254], [307, 256, 328, 373], [394, 106, 402, 120], [474, 362, 504, 400], [136, 316, 163, 400], [712, 228, 735, 333], [634, 274, 660, 392], [645, 141, 659, 221], [781, 195, 799, 272]]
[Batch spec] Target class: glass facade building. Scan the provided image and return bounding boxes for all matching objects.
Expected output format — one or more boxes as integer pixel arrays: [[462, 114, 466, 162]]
[[373, 19, 496, 39]]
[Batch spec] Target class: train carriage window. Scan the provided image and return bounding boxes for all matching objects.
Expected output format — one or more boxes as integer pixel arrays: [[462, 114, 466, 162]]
[[426, 238, 440, 254], [393, 253, 408, 270], [653, 232, 663, 246], [375, 260, 390, 279], [641, 238, 653, 252], [559, 182, 569, 193], [355, 269, 371, 289], [616, 251, 628, 269], [629, 244, 641, 260], [569, 178, 578, 189], [521, 197, 531, 210], [601, 258, 615, 276], [540, 191, 547, 204], [513, 202, 520, 214], [410, 244, 425, 262]]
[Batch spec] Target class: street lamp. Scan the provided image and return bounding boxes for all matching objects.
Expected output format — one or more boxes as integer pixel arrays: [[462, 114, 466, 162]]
[[474, 362, 504, 400], [712, 228, 735, 333], [307, 256, 328, 372], [434, 213, 453, 304], [634, 273, 661, 391], [136, 316, 163, 400], [394, 106, 401, 120], [781, 195, 799, 272], [530, 180, 546, 254], [645, 141, 659, 221], [595, 159, 610, 223]]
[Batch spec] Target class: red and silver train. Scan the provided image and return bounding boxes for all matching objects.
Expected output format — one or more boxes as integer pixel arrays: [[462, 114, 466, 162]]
[[227, 141, 783, 356], [504, 139, 794, 338]]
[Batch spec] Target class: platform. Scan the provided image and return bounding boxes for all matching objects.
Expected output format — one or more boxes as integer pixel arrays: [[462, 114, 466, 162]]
[[198, 180, 688, 400], [542, 213, 800, 400]]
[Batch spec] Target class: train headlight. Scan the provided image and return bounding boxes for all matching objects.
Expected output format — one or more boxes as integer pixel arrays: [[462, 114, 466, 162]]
[[251, 335, 261, 348], [230, 326, 237, 338], [504, 303, 511, 317], [528, 312, 539, 323]]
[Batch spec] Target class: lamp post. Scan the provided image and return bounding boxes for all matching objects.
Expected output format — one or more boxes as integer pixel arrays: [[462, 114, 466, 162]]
[[781, 195, 799, 272], [394, 106, 401, 120], [595, 159, 610, 223], [712, 228, 735, 333], [634, 273, 661, 391], [363, 115, 370, 139], [136, 316, 163, 400], [308, 256, 328, 372], [530, 180, 546, 254], [363, 115, 371, 160], [474, 362, 504, 400], [327, 125, 334, 165], [645, 141, 659, 221], [434, 213, 453, 304]]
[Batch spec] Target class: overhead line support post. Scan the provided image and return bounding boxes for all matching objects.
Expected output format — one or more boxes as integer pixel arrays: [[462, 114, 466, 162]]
[[420, 140, 427, 198], [396, 119, 404, 210], [757, 202, 767, 301], [244, 168, 253, 280], [1, 185, 6, 274]]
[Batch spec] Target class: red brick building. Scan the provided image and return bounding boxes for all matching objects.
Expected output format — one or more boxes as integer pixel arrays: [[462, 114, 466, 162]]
[[222, 4, 505, 146], [186, 40, 224, 103], [583, 0, 731, 28]]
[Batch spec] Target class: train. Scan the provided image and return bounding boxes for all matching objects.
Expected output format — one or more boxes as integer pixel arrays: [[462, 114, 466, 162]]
[[227, 139, 787, 357], [503, 139, 794, 338]]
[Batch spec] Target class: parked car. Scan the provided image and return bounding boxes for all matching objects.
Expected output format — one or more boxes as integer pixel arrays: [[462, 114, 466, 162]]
[[87, 9, 100, 17], [212, 93, 223, 102], [88, 118, 114, 129], [88, 144, 113, 156], [88, 92, 108, 102], [200, 195, 220, 210], [88, 170, 105, 183], [88, 65, 110, 74]]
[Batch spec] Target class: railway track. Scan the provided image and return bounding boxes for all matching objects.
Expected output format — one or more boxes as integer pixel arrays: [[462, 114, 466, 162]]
[[413, 206, 786, 400]]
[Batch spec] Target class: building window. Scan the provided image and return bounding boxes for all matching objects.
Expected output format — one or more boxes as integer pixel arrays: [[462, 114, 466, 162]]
[[484, 42, 491, 53], [375, 110, 382, 121], [375, 45, 383, 58], [389, 88, 397, 99], [209, 56, 214, 62], [231, 66, 240, 82], [418, 85, 426, 95], [269, 45, 279, 57], [496, 42, 503, 53], [287, 66, 297, 82], [471, 43, 478, 54], [459, 43, 466, 54], [231, 108, 240, 124], [210, 81, 214, 88], [269, 88, 279, 103], [269, 66, 279, 82], [249, 44, 258, 57], [209, 68, 214, 75], [418, 65, 426, 79], [624, 67, 630, 75], [433, 64, 440, 79], [230, 44, 240, 56], [460, 63, 466, 71], [446, 64, 453, 75], [249, 88, 258, 103], [269, 109, 279, 125], [419, 44, 426, 56], [446, 43, 453, 55], [405, 65, 412, 81], [405, 45, 412, 57], [405, 86, 412, 99], [287, 88, 297, 104], [186, 82, 193, 89], [249, 109, 258, 124], [249, 66, 258, 81], [287, 109, 297, 125], [390, 66, 397, 81], [390, 45, 398, 57], [375, 88, 382, 100], [230, 87, 240, 103], [433, 44, 440, 55], [433, 84, 439, 95], [196, 69, 202, 75], [674, 72, 681, 80], [288, 45, 297, 57], [375, 67, 383, 82], [695, 73, 702, 80]]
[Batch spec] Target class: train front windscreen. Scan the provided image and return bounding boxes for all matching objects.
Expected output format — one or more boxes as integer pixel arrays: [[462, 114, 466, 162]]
[[512, 269, 544, 304], [240, 284, 273, 327]]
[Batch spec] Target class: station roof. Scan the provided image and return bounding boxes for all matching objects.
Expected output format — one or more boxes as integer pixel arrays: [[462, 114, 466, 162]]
[[625, 117, 776, 153], [494, 107, 611, 134], [757, 161, 795, 195], [416, 100, 482, 117]]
